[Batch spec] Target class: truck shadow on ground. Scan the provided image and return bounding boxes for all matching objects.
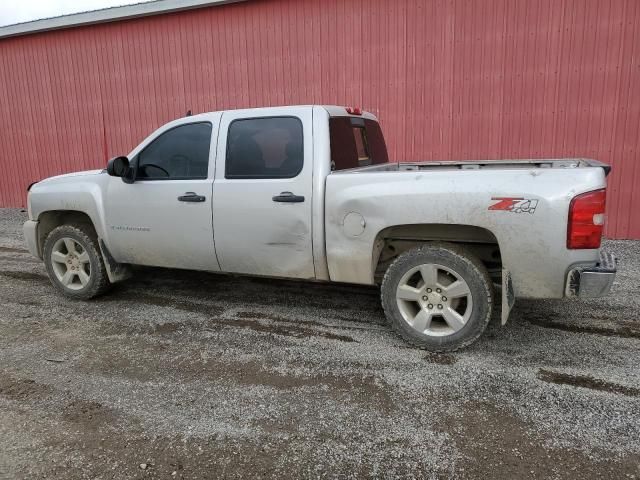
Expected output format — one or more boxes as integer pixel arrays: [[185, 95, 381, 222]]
[[124, 265, 640, 335]]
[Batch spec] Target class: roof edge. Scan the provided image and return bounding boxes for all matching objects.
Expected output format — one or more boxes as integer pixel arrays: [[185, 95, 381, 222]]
[[0, 0, 247, 39]]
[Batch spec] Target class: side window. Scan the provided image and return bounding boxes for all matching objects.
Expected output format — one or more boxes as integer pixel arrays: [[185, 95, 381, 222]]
[[225, 117, 303, 179], [136, 122, 212, 180]]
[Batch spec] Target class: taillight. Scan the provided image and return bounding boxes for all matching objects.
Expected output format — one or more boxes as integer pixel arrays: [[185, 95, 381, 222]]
[[345, 106, 362, 115], [567, 189, 606, 249]]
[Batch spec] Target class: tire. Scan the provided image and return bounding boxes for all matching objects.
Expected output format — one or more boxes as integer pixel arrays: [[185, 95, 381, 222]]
[[381, 243, 493, 352], [43, 224, 111, 300]]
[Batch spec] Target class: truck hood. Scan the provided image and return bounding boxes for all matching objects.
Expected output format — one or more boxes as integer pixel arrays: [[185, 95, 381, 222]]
[[36, 169, 105, 185]]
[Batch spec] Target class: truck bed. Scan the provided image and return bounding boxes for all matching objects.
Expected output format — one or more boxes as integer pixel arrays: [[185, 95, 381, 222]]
[[336, 158, 611, 175], [324, 156, 608, 298]]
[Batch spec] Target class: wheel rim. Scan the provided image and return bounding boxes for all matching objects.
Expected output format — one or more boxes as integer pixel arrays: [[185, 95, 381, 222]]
[[395, 263, 473, 337], [50, 237, 91, 291]]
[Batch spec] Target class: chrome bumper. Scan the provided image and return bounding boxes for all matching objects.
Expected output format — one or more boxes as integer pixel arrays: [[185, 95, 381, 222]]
[[23, 220, 40, 259], [566, 251, 617, 298]]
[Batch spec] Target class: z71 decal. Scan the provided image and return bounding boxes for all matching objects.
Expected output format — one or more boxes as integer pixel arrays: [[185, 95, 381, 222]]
[[489, 197, 539, 214]]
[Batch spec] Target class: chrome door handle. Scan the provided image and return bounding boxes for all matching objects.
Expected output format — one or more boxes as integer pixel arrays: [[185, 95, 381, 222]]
[[272, 191, 305, 203], [178, 192, 206, 202]]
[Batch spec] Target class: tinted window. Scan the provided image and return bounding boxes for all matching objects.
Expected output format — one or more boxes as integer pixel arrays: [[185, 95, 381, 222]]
[[329, 117, 389, 171], [137, 122, 212, 180], [226, 117, 303, 179]]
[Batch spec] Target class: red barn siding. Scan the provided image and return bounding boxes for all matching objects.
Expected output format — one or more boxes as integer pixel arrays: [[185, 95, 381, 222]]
[[0, 0, 639, 237]]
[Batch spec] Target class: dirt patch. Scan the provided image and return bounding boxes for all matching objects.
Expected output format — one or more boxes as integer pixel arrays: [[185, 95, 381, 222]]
[[101, 292, 225, 317], [214, 317, 357, 343], [97, 298, 357, 342], [0, 246, 28, 253], [236, 310, 384, 331], [446, 401, 640, 479], [77, 344, 162, 382], [97, 319, 183, 337], [154, 323, 180, 334], [10, 299, 42, 307], [38, 431, 418, 480], [424, 352, 457, 365], [77, 344, 392, 412], [232, 366, 394, 412], [236, 310, 325, 326], [0, 254, 41, 264], [62, 399, 118, 430], [0, 372, 52, 400], [527, 315, 640, 339], [538, 369, 640, 397], [0, 270, 49, 284], [233, 311, 357, 342], [330, 313, 387, 326]]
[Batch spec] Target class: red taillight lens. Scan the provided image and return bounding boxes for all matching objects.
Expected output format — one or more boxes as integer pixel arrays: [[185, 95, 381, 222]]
[[345, 106, 362, 115], [567, 189, 606, 249]]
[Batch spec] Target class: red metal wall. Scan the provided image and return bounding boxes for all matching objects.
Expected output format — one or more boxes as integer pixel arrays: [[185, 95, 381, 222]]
[[1, 0, 639, 238]]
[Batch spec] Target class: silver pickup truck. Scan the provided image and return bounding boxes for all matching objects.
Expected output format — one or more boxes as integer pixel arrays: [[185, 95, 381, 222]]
[[23, 105, 617, 351]]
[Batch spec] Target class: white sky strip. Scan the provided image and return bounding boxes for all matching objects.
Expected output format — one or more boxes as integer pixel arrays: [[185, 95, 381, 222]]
[[0, 0, 244, 37], [0, 0, 157, 27]]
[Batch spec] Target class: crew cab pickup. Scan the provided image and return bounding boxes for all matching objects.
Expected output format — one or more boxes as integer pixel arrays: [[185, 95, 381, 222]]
[[23, 105, 617, 351]]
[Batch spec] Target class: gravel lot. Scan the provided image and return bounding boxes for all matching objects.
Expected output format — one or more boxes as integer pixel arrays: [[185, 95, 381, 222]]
[[0, 207, 639, 479]]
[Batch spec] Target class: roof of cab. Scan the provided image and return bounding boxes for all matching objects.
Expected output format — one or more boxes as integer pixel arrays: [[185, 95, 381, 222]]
[[175, 105, 378, 122]]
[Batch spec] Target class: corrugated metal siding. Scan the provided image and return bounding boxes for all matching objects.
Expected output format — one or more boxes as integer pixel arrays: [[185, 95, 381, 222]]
[[0, 0, 639, 238]]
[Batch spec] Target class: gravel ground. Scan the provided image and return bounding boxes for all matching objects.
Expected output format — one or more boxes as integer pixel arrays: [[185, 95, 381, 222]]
[[0, 207, 639, 479]]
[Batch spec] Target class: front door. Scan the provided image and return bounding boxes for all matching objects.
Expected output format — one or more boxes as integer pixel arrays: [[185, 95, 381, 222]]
[[105, 118, 220, 271], [211, 107, 315, 279]]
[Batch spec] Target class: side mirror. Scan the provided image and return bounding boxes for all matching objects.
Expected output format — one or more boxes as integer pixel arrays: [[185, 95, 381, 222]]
[[106, 156, 130, 177]]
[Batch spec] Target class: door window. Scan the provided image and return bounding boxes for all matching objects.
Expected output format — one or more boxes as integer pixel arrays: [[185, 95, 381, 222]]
[[136, 122, 212, 180], [225, 117, 303, 179]]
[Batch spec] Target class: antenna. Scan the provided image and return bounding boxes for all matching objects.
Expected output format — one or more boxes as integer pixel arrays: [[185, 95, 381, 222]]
[[186, 110, 192, 117]]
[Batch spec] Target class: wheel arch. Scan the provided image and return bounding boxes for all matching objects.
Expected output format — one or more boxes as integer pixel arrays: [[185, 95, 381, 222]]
[[36, 210, 99, 258], [37, 209, 131, 284], [372, 224, 501, 278], [372, 223, 516, 324]]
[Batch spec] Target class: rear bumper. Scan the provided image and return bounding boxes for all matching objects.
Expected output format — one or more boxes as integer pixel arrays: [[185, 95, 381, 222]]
[[566, 251, 617, 298], [23, 220, 40, 259]]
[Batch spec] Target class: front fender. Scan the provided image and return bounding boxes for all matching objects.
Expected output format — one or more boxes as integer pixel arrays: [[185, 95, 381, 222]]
[[29, 173, 109, 239]]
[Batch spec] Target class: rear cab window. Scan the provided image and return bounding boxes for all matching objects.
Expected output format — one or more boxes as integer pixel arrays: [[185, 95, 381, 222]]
[[329, 116, 389, 171]]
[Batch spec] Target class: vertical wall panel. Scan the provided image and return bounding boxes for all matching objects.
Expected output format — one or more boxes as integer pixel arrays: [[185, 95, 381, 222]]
[[0, 0, 639, 238]]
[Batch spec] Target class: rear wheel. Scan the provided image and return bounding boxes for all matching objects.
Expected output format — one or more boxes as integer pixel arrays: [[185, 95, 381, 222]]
[[43, 225, 111, 299], [381, 243, 493, 351]]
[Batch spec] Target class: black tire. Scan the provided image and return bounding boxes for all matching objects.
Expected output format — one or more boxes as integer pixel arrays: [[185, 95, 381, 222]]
[[381, 243, 493, 352], [43, 224, 111, 300]]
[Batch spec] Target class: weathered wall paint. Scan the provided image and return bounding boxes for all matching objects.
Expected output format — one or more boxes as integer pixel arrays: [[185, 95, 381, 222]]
[[0, 0, 638, 237]]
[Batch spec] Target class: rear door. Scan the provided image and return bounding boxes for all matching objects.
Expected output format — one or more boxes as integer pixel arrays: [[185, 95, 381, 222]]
[[211, 107, 315, 279]]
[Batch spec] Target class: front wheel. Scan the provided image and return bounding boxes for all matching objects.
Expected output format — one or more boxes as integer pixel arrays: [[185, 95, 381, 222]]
[[43, 225, 111, 299], [381, 244, 493, 352]]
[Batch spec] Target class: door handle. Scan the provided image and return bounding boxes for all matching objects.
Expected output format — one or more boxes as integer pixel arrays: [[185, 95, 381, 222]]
[[178, 192, 206, 202], [272, 191, 305, 203]]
